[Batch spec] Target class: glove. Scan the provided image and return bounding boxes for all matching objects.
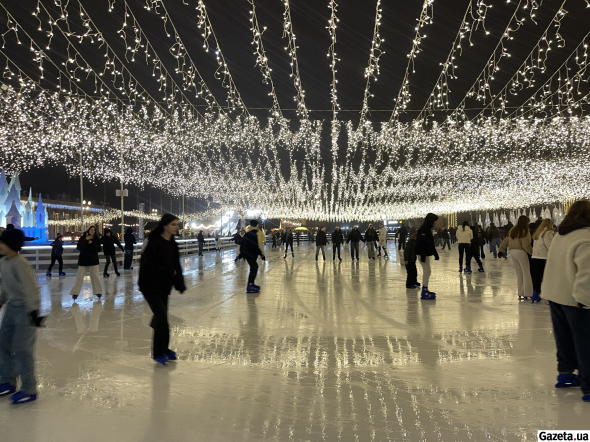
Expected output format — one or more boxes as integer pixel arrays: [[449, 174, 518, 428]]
[[29, 310, 45, 327], [498, 251, 504, 258]]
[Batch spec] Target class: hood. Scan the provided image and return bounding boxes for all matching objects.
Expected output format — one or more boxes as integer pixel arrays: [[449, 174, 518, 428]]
[[422, 213, 439, 228], [559, 216, 590, 235]]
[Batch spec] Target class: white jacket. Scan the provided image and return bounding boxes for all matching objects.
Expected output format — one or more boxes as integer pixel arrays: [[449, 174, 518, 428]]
[[541, 227, 590, 308], [531, 230, 554, 259], [456, 226, 473, 244], [379, 227, 388, 246]]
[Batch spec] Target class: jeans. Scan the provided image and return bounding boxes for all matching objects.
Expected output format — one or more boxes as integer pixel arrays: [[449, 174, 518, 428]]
[[104, 254, 119, 275], [70, 265, 102, 296], [143, 291, 170, 359], [419, 256, 431, 287], [198, 242, 204, 256], [47, 255, 63, 273], [530, 258, 547, 293], [367, 241, 376, 258], [124, 249, 133, 269], [510, 249, 533, 298], [350, 242, 360, 260], [246, 258, 259, 284], [489, 237, 502, 257], [549, 301, 590, 394], [316, 245, 326, 259], [406, 262, 418, 287], [333, 243, 341, 259], [0, 303, 37, 395], [458, 243, 471, 267]]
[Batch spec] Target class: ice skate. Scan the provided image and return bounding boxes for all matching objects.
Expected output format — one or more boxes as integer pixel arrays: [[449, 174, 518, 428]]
[[154, 356, 168, 366], [46, 271, 51, 277], [420, 287, 436, 300], [167, 350, 178, 361], [555, 373, 580, 388], [478, 266, 484, 272], [464, 266, 472, 274], [458, 267, 463, 273], [531, 291, 542, 303], [59, 271, 66, 276], [0, 383, 16, 397], [11, 391, 37, 404]]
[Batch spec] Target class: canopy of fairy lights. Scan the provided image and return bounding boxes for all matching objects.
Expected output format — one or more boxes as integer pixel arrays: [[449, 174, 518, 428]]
[[0, 0, 589, 221]]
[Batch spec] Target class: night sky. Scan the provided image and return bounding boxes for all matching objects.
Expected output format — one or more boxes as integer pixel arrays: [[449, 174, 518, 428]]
[[2, 0, 589, 211]]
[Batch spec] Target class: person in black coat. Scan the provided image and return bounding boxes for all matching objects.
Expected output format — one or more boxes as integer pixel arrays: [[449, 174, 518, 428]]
[[70, 226, 102, 300], [346, 226, 365, 261], [332, 225, 344, 261], [415, 213, 440, 299], [197, 230, 205, 256], [238, 220, 265, 293], [365, 224, 378, 260], [282, 228, 294, 259], [315, 226, 328, 261], [101, 228, 124, 277], [46, 234, 65, 277], [397, 225, 409, 250], [6, 224, 38, 241], [469, 226, 484, 272], [123, 227, 136, 269]]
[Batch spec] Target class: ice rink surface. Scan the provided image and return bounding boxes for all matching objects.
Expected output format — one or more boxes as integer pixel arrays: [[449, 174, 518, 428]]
[[0, 242, 588, 441]]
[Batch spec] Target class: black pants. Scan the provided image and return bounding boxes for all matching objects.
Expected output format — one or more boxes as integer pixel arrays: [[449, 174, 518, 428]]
[[285, 242, 293, 254], [469, 246, 482, 267], [104, 254, 119, 275], [480, 244, 486, 258], [350, 242, 360, 260], [459, 243, 471, 267], [272, 239, 277, 249], [246, 258, 259, 284], [333, 243, 341, 259], [442, 238, 451, 250], [124, 250, 133, 269], [47, 255, 63, 273], [198, 243, 203, 255], [530, 258, 547, 292], [143, 291, 170, 359], [549, 301, 590, 394], [398, 238, 406, 250], [405, 262, 418, 287]]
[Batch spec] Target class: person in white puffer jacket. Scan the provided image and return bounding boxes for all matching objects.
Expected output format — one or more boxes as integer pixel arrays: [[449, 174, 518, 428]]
[[541, 200, 590, 403], [456, 221, 473, 273], [530, 219, 554, 300]]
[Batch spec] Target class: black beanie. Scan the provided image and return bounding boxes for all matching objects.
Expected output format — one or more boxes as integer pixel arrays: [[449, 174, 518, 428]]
[[0, 228, 24, 252], [250, 219, 259, 227]]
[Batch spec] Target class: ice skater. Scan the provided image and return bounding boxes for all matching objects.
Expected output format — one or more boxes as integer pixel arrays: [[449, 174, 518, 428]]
[[457, 221, 473, 273], [239, 220, 265, 293], [46, 234, 66, 277], [283, 227, 294, 259], [365, 224, 378, 260], [315, 226, 328, 261], [377, 224, 389, 258], [138, 214, 186, 366], [0, 228, 45, 404], [404, 232, 419, 289], [498, 216, 534, 301], [415, 213, 440, 300], [347, 226, 364, 261], [332, 225, 344, 261], [70, 225, 103, 300], [101, 228, 124, 277]]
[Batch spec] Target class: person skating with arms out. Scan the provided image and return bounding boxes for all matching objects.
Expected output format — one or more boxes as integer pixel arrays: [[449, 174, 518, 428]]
[[0, 228, 45, 404], [239, 220, 265, 293]]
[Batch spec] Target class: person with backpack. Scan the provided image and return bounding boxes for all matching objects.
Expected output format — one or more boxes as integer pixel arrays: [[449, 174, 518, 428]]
[[541, 200, 590, 402], [46, 234, 66, 277], [0, 228, 45, 404], [415, 213, 440, 299], [498, 215, 534, 301], [332, 225, 344, 261], [138, 214, 186, 366], [101, 228, 124, 278], [456, 221, 473, 273], [315, 226, 328, 261], [70, 226, 102, 301], [531, 219, 555, 302], [404, 232, 419, 289]]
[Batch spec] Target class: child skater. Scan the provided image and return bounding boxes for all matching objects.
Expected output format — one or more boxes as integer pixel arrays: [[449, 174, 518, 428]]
[[0, 228, 45, 404], [404, 232, 420, 289]]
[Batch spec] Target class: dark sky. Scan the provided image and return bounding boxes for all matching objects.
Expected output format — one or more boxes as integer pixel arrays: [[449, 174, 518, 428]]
[[2, 0, 589, 209]]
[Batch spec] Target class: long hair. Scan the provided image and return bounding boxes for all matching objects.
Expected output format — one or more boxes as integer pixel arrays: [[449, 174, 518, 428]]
[[85, 225, 98, 236], [148, 213, 179, 240], [559, 200, 590, 235], [509, 215, 530, 239], [532, 219, 554, 240], [461, 220, 469, 231]]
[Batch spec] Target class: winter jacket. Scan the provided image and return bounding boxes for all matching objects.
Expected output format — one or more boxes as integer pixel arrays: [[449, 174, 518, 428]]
[[197, 233, 205, 244], [397, 226, 408, 241], [379, 227, 388, 246], [332, 229, 344, 245], [487, 225, 500, 240], [365, 229, 377, 242], [76, 234, 102, 266], [240, 230, 264, 260], [415, 213, 439, 261], [476, 227, 486, 245], [456, 226, 473, 244], [541, 227, 590, 308], [282, 231, 294, 245], [138, 234, 185, 294], [347, 229, 364, 243], [403, 238, 417, 263], [532, 230, 554, 259], [50, 239, 64, 257], [233, 232, 243, 245], [124, 233, 136, 250], [316, 230, 328, 246], [499, 232, 533, 255], [0, 253, 40, 312], [257, 230, 266, 248], [101, 234, 124, 256]]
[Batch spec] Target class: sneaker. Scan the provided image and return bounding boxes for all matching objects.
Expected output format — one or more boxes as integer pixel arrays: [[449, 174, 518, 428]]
[[11, 391, 37, 404], [0, 383, 16, 397], [154, 356, 168, 366], [556, 373, 580, 388]]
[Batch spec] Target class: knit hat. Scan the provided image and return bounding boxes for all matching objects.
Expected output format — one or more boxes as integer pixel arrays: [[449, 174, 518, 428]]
[[250, 219, 259, 227], [321, 226, 325, 230], [0, 227, 24, 252]]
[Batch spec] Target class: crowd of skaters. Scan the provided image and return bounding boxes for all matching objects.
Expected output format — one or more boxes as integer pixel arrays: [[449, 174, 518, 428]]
[[0, 203, 589, 405]]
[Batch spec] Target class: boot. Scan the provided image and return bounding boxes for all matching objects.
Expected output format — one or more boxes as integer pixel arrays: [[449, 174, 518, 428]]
[[420, 287, 436, 300], [115, 271, 121, 277], [531, 291, 542, 303], [478, 266, 484, 272]]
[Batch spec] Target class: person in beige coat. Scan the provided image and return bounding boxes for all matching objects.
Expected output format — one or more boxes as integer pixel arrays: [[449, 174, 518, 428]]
[[541, 200, 590, 402], [530, 219, 554, 300], [498, 215, 534, 301]]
